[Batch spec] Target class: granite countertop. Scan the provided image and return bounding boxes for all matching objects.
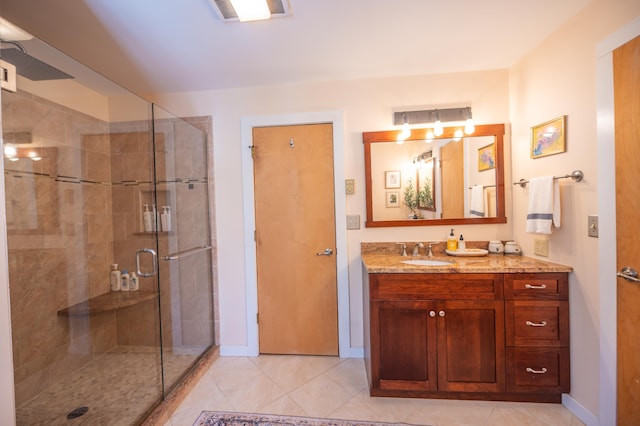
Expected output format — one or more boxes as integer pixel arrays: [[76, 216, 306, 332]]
[[361, 242, 572, 274]]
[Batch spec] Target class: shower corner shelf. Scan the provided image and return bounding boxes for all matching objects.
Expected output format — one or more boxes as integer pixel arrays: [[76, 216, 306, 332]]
[[57, 290, 158, 316]]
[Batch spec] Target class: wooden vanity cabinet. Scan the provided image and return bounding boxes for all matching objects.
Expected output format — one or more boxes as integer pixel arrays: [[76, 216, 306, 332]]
[[366, 273, 505, 397], [363, 271, 570, 402], [504, 273, 570, 395]]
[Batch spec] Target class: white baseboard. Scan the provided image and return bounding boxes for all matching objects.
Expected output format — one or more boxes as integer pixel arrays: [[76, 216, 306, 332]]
[[220, 345, 364, 358], [563, 394, 599, 426]]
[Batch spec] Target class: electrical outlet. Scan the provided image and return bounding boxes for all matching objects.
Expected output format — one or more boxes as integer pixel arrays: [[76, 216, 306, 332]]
[[346, 214, 360, 230], [345, 179, 355, 195], [588, 215, 599, 238], [534, 238, 549, 257]]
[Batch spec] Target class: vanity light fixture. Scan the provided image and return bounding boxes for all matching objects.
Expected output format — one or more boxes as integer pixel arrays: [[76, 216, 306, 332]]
[[453, 129, 464, 141], [392, 106, 475, 138]]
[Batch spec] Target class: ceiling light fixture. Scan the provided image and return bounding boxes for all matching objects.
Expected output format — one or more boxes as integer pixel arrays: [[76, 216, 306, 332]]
[[229, 0, 271, 21]]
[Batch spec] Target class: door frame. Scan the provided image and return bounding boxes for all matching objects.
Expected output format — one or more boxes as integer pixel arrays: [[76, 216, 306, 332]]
[[240, 111, 351, 357], [596, 16, 640, 426]]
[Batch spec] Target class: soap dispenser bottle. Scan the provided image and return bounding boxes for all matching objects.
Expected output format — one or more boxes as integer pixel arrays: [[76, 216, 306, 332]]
[[110, 264, 122, 292], [447, 229, 458, 251], [143, 204, 152, 232], [161, 206, 171, 232], [458, 234, 466, 251]]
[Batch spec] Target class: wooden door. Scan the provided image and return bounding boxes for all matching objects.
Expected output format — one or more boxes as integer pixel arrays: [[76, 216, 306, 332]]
[[437, 300, 505, 393], [614, 35, 640, 425], [440, 140, 464, 218], [253, 123, 338, 355]]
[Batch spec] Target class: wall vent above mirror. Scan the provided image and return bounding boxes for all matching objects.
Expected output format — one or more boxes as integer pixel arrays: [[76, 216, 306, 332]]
[[363, 123, 507, 227]]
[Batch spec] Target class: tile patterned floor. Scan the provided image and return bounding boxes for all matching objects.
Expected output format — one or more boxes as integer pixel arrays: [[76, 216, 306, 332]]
[[167, 355, 586, 426], [15, 347, 197, 426]]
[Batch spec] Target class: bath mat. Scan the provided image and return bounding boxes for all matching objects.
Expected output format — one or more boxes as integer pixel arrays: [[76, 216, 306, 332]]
[[193, 411, 416, 426]]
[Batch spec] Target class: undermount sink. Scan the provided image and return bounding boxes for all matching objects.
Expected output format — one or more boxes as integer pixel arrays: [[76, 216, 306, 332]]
[[401, 259, 454, 266]]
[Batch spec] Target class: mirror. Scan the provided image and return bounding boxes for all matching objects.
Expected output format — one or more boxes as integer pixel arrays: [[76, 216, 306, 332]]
[[363, 123, 506, 227]]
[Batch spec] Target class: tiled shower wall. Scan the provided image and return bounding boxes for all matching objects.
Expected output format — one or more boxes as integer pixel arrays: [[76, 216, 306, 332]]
[[3, 90, 217, 406], [3, 90, 116, 405]]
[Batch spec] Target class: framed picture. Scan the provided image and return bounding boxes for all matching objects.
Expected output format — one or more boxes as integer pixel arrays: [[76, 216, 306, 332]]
[[385, 170, 401, 189], [385, 191, 400, 208], [477, 143, 495, 171], [531, 116, 566, 159]]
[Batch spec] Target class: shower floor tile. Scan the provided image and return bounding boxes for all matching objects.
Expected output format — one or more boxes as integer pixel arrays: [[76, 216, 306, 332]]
[[16, 347, 198, 426]]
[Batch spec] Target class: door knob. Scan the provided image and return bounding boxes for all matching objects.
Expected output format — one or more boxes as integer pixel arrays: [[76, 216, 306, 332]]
[[438, 311, 445, 317], [316, 248, 334, 256], [617, 266, 640, 283]]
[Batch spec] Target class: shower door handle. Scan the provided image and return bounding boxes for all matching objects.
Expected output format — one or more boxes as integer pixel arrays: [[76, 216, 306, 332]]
[[136, 248, 158, 277]]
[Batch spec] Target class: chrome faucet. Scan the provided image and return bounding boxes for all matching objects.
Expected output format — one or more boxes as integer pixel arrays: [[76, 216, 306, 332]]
[[412, 242, 424, 256], [427, 243, 434, 257], [397, 243, 407, 257]]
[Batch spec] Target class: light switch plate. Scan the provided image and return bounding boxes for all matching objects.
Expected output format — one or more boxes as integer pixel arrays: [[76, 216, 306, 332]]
[[588, 215, 599, 238], [346, 214, 360, 230], [345, 179, 355, 195], [534, 238, 549, 257]]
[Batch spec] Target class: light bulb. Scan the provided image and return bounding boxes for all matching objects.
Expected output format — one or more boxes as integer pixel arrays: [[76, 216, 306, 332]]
[[453, 129, 463, 141], [464, 118, 475, 134], [401, 122, 411, 139], [396, 133, 405, 145], [4, 144, 16, 158], [434, 120, 444, 137]]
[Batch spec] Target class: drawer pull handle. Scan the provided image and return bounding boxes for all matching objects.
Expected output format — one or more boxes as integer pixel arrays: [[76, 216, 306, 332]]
[[525, 320, 547, 327], [526, 367, 548, 374], [525, 284, 547, 289]]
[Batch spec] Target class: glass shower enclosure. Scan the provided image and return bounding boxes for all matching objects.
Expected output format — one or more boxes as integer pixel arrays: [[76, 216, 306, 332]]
[[1, 18, 215, 425]]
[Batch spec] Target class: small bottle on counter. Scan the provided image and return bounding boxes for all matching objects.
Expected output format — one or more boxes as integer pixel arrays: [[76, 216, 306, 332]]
[[458, 234, 466, 251], [120, 270, 130, 291], [447, 229, 458, 251], [110, 264, 122, 292], [130, 272, 139, 291]]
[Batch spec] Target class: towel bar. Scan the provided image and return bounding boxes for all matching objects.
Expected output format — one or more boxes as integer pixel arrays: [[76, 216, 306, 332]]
[[513, 170, 583, 188]]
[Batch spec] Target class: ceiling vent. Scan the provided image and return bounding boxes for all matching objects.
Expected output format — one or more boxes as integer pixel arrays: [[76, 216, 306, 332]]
[[211, 0, 290, 22]]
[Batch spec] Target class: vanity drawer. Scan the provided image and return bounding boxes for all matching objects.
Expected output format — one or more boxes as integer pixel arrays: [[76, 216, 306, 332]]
[[504, 273, 568, 300], [506, 301, 569, 347], [506, 347, 570, 393], [370, 273, 503, 300]]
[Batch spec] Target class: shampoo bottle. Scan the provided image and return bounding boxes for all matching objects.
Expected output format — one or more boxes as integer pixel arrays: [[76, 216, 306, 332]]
[[161, 206, 172, 232], [447, 229, 457, 251], [110, 264, 122, 292], [143, 204, 152, 232], [130, 272, 139, 291], [120, 270, 130, 291], [458, 234, 466, 251]]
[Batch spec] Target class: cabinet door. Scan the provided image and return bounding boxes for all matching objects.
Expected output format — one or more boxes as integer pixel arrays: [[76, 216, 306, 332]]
[[437, 300, 505, 393], [373, 300, 437, 391]]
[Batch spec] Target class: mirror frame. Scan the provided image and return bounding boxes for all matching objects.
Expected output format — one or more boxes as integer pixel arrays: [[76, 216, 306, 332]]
[[363, 123, 506, 227]]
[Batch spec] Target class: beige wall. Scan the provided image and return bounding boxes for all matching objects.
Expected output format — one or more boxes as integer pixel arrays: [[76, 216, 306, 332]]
[[509, 0, 640, 419], [154, 69, 513, 354]]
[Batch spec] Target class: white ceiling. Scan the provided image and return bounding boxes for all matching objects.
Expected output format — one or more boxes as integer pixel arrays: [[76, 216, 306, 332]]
[[1, 0, 590, 96]]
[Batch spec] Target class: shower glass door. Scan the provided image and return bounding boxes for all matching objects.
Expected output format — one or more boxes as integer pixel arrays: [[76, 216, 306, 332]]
[[151, 105, 214, 394], [1, 17, 215, 425]]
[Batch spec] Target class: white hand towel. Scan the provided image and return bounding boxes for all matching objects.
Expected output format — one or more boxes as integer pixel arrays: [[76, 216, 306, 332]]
[[470, 185, 485, 217], [526, 176, 561, 234]]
